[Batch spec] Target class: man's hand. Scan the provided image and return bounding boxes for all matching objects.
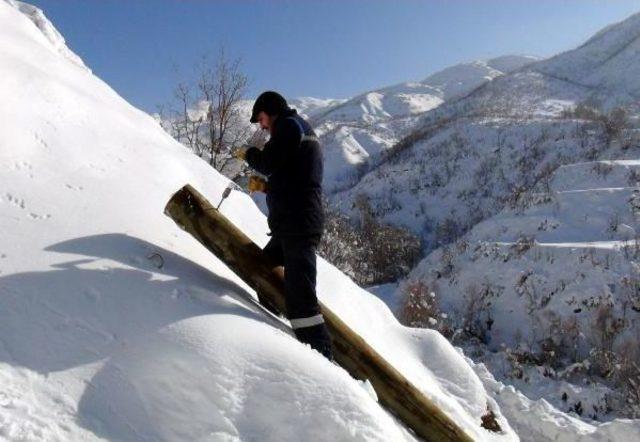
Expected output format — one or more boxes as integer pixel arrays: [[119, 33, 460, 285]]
[[248, 175, 268, 193], [234, 147, 248, 161]]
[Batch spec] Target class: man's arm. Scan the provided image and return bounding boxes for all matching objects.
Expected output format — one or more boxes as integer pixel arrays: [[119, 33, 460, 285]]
[[245, 118, 301, 176]]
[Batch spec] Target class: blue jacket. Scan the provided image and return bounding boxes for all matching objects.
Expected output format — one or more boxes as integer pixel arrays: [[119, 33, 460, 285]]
[[245, 109, 325, 236]]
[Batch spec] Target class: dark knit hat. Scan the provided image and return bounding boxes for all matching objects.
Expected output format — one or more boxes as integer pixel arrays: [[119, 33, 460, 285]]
[[250, 91, 289, 123]]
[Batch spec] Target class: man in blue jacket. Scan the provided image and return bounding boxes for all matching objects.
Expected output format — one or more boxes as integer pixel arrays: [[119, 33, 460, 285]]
[[236, 91, 333, 360]]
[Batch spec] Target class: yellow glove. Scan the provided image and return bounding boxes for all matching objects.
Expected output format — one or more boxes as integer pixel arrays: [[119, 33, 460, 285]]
[[234, 147, 248, 161], [248, 175, 268, 193]]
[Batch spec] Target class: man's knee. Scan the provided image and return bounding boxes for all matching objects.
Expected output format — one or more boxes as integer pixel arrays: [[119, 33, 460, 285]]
[[262, 237, 284, 267], [283, 238, 317, 270]]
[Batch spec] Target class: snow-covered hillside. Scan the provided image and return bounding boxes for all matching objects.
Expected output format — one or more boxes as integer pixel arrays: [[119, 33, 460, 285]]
[[0, 1, 516, 440], [311, 56, 537, 192], [401, 158, 640, 438], [342, 9, 640, 438], [290, 96, 348, 119], [316, 56, 538, 126], [418, 11, 640, 122], [331, 12, 640, 248], [287, 9, 640, 440], [534, 12, 640, 110]]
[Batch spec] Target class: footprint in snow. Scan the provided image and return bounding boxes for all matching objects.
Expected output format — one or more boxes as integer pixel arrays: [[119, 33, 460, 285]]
[[3, 194, 52, 220], [34, 132, 48, 149], [11, 161, 33, 172], [11, 162, 36, 178], [88, 163, 107, 173], [28, 213, 52, 220], [4, 193, 26, 209]]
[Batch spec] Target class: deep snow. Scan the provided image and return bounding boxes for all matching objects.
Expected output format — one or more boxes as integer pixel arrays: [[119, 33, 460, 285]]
[[0, 1, 515, 441]]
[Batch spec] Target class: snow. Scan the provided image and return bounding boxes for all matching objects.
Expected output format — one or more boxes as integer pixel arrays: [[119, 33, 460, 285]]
[[484, 55, 539, 75], [0, 1, 516, 440], [332, 9, 640, 439], [534, 12, 640, 107], [317, 55, 538, 127], [473, 360, 640, 442], [407, 157, 640, 345], [76, 315, 413, 442], [366, 282, 402, 313], [397, 153, 640, 435], [326, 13, 640, 239], [419, 57, 536, 101], [12, 0, 88, 71], [311, 55, 538, 193], [289, 96, 348, 119]]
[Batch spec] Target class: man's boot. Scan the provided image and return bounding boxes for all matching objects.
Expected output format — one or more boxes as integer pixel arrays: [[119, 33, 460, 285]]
[[294, 323, 334, 361]]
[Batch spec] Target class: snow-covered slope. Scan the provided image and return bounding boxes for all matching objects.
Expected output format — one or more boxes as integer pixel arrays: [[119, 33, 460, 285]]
[[424, 11, 640, 121], [316, 56, 537, 126], [534, 12, 640, 109], [333, 117, 612, 249], [331, 10, 640, 248], [402, 157, 640, 438], [0, 2, 515, 440], [311, 56, 537, 192], [303, 9, 640, 436], [12, 0, 87, 70], [289, 96, 348, 119], [331, 8, 640, 437], [407, 157, 640, 354]]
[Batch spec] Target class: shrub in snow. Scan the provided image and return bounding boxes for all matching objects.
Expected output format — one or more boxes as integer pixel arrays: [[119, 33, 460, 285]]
[[459, 281, 499, 344], [399, 281, 439, 325], [319, 199, 421, 286], [561, 102, 630, 145]]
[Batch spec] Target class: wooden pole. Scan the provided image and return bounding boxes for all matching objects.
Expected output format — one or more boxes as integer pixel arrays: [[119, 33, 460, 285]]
[[164, 184, 476, 442]]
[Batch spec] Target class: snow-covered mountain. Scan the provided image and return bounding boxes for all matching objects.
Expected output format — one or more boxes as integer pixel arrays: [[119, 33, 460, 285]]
[[309, 56, 538, 192], [331, 12, 640, 247], [402, 158, 640, 425], [420, 11, 640, 122], [346, 9, 640, 435], [315, 56, 538, 126], [534, 12, 640, 110], [0, 1, 518, 440], [290, 96, 348, 118]]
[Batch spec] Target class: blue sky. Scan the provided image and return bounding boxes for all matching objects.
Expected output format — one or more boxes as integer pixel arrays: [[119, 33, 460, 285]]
[[30, 0, 640, 113]]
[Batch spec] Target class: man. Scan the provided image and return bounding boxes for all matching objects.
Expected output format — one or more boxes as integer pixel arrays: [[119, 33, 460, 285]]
[[235, 91, 333, 360]]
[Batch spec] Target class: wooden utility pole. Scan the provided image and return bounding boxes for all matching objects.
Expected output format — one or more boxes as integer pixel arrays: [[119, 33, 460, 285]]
[[164, 184, 479, 442]]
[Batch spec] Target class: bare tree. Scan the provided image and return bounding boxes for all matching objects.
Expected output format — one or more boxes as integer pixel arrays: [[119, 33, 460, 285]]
[[160, 48, 251, 179], [170, 80, 205, 157], [195, 49, 250, 174]]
